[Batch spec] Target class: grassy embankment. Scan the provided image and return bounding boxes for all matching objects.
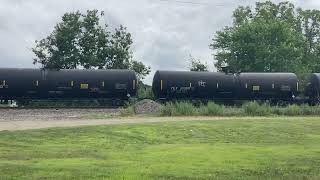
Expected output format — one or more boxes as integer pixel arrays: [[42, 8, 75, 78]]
[[1, 116, 320, 179], [90, 101, 320, 118], [159, 101, 320, 116]]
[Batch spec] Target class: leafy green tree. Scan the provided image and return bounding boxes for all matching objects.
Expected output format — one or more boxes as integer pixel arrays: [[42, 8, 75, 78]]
[[130, 60, 151, 80], [210, 1, 320, 74], [298, 9, 320, 72], [33, 12, 82, 69], [189, 55, 208, 72], [136, 82, 154, 100], [32, 10, 150, 79]]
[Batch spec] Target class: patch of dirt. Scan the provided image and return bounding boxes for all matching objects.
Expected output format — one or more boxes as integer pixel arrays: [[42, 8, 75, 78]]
[[0, 108, 308, 131], [0, 113, 234, 131], [0, 108, 119, 121]]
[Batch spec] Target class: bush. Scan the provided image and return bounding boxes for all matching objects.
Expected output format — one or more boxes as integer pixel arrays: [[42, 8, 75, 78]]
[[144, 100, 320, 117], [174, 102, 197, 116], [277, 104, 301, 116], [119, 106, 136, 116], [137, 83, 154, 100], [301, 104, 320, 115], [160, 102, 197, 116], [199, 102, 223, 116], [159, 102, 176, 116], [242, 101, 272, 116], [128, 98, 139, 106]]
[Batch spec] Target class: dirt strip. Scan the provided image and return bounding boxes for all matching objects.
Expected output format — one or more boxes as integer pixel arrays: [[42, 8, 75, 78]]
[[0, 109, 317, 131], [0, 116, 238, 131]]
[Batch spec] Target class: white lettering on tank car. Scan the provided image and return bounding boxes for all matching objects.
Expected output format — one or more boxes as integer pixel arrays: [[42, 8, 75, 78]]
[[281, 85, 291, 91], [198, 80, 207, 87], [0, 85, 9, 89], [170, 87, 195, 94]]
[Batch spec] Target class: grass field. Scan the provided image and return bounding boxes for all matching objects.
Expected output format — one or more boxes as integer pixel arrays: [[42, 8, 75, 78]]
[[1, 117, 320, 180]]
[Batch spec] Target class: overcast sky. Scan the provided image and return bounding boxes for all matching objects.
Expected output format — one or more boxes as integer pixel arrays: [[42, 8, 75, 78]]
[[0, 0, 319, 84]]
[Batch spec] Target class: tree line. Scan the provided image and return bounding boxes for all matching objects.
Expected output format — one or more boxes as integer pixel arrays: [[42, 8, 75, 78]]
[[190, 1, 320, 76], [33, 1, 320, 80], [210, 1, 320, 75]]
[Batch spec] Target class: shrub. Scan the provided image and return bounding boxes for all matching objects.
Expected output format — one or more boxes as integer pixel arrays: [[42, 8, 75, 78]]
[[160, 101, 197, 116], [223, 106, 245, 116], [297, 104, 320, 116], [270, 104, 320, 116], [119, 106, 136, 116], [173, 101, 197, 116], [157, 100, 320, 117], [160, 102, 176, 116], [243, 101, 271, 116], [137, 83, 154, 100], [199, 102, 223, 116], [128, 98, 139, 106], [278, 104, 301, 116]]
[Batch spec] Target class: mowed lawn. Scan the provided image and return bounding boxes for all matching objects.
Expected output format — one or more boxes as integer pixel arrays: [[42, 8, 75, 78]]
[[1, 117, 320, 179]]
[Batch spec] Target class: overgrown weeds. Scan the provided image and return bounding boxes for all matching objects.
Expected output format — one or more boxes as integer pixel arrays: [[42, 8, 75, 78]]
[[160, 101, 234, 116], [243, 101, 272, 116], [157, 101, 320, 117], [119, 105, 136, 116]]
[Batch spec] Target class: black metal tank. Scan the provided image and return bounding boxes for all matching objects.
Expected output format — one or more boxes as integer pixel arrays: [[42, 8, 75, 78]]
[[152, 71, 298, 101], [236, 73, 298, 100], [309, 73, 320, 90], [152, 71, 236, 99], [305, 73, 320, 102], [0, 68, 137, 100]]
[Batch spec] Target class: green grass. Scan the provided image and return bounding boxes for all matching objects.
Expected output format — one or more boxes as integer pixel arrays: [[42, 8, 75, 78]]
[[1, 117, 320, 179], [158, 101, 320, 117]]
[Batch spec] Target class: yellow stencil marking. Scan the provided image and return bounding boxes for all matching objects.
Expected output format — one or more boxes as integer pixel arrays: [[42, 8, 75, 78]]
[[253, 85, 260, 91], [80, 84, 89, 89]]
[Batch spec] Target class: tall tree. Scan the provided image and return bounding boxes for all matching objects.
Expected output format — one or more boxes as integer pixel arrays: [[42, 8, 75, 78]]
[[32, 10, 150, 80], [298, 9, 320, 72], [210, 1, 320, 74]]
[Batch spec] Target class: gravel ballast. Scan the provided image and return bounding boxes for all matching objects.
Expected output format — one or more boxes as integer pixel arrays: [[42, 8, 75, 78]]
[[134, 99, 162, 114]]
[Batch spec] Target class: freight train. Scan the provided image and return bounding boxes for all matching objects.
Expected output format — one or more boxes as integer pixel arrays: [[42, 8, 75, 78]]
[[1, 68, 320, 106], [152, 71, 320, 105], [0, 68, 137, 105]]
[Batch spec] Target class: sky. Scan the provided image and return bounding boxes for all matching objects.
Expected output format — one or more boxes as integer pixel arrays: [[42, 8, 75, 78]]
[[0, 0, 319, 84]]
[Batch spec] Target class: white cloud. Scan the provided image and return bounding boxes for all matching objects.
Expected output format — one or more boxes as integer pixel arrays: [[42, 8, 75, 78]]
[[0, 0, 318, 84]]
